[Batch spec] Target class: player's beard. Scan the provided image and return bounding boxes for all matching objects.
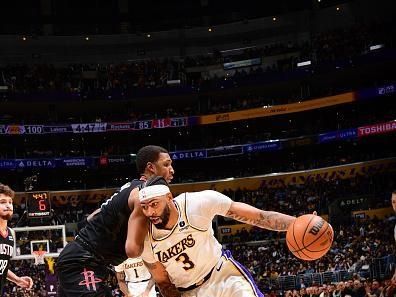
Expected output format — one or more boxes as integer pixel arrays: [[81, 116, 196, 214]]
[[153, 204, 171, 229], [0, 213, 12, 221]]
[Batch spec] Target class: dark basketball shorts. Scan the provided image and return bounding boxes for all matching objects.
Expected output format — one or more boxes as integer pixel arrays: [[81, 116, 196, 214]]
[[56, 241, 113, 297]]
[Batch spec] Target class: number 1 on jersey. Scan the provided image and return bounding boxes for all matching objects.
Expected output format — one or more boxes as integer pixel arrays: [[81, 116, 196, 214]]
[[134, 268, 139, 278]]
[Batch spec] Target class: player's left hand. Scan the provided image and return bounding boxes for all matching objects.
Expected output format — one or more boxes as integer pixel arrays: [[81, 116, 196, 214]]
[[17, 276, 33, 290]]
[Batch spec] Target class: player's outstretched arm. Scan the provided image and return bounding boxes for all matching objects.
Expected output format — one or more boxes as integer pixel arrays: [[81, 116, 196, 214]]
[[225, 201, 296, 231], [7, 270, 33, 289], [143, 261, 181, 297], [125, 188, 149, 258]]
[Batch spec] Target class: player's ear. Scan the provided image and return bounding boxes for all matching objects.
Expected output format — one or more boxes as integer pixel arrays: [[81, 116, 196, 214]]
[[146, 162, 156, 174], [166, 193, 173, 201]]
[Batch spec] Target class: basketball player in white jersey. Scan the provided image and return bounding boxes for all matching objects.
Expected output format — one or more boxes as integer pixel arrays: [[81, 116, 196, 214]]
[[115, 257, 156, 297], [133, 177, 297, 297]]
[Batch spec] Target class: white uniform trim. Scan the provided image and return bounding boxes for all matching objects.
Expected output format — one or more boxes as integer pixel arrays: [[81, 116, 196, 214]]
[[228, 257, 261, 297], [183, 193, 208, 232]]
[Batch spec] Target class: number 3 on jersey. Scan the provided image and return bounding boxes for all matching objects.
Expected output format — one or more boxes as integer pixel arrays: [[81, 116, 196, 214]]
[[175, 252, 195, 271]]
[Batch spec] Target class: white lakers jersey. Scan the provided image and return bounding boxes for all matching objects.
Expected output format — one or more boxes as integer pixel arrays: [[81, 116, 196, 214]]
[[141, 190, 232, 288], [115, 258, 152, 282]]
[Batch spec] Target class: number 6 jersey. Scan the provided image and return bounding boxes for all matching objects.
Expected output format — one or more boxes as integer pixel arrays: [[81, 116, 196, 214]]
[[141, 190, 232, 289]]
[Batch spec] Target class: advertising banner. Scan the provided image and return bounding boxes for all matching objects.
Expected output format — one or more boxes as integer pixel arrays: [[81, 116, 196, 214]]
[[357, 83, 396, 100], [0, 160, 16, 169], [170, 150, 207, 160], [358, 120, 396, 137], [198, 92, 356, 125], [0, 118, 189, 135], [170, 158, 396, 194], [49, 189, 117, 206], [15, 159, 56, 169], [243, 141, 282, 153], [318, 128, 358, 143], [60, 158, 92, 167]]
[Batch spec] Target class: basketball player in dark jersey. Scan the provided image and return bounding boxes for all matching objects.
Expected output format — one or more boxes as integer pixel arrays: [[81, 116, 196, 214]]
[[392, 190, 396, 284], [0, 184, 33, 294], [56, 145, 180, 297]]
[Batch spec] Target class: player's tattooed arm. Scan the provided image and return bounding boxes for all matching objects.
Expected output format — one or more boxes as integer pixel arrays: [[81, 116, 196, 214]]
[[225, 201, 296, 231], [143, 261, 181, 297]]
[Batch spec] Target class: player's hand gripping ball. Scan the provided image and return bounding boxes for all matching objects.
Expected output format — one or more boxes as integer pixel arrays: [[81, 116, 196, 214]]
[[286, 214, 334, 261]]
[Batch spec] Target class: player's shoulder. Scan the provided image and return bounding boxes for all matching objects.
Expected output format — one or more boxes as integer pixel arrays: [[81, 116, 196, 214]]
[[118, 179, 144, 198], [173, 191, 195, 203], [174, 190, 222, 204], [0, 228, 15, 243], [121, 179, 144, 192], [110, 180, 134, 199], [182, 190, 221, 199]]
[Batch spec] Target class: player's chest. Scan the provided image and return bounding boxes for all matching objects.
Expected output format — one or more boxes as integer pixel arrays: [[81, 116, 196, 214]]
[[0, 242, 14, 259], [151, 225, 205, 264]]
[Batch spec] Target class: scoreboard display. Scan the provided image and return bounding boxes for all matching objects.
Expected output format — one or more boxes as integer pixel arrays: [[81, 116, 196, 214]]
[[26, 192, 51, 218]]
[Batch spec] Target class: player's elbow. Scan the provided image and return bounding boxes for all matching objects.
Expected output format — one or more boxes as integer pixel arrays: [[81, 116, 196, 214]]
[[125, 242, 143, 258]]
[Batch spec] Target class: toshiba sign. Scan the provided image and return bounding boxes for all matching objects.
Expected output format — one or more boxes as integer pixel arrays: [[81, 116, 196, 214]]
[[358, 121, 396, 137]]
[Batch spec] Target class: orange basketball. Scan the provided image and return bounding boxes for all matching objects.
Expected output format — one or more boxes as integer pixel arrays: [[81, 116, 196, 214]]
[[286, 214, 334, 261]]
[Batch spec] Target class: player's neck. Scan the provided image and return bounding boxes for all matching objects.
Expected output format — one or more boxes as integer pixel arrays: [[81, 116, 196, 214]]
[[0, 220, 7, 233]]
